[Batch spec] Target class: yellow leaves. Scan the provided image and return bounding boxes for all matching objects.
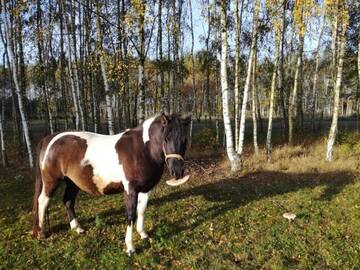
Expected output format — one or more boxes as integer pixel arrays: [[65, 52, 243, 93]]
[[265, 0, 282, 41], [325, 0, 349, 34], [293, 0, 314, 37]]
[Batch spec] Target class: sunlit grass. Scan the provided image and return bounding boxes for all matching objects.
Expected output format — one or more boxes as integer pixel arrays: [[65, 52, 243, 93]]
[[1, 133, 360, 269]]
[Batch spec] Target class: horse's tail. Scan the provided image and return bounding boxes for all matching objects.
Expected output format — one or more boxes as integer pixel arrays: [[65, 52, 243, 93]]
[[32, 139, 43, 238]]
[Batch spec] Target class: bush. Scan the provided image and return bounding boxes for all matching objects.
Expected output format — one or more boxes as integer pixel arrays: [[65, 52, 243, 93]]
[[193, 128, 217, 149]]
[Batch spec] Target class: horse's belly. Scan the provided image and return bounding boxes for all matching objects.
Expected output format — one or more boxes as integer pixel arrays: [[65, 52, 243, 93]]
[[66, 164, 128, 195]]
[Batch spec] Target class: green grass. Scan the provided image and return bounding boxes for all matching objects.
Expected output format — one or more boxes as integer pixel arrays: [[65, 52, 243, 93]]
[[1, 140, 360, 269]]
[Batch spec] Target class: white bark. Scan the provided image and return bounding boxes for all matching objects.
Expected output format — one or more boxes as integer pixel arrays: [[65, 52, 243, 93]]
[[234, 0, 244, 151], [251, 49, 259, 155], [358, 31, 360, 85], [238, 0, 259, 155], [311, 19, 324, 131], [326, 20, 346, 161], [1, 0, 33, 168], [67, 45, 80, 130], [288, 35, 304, 145], [265, 42, 280, 160], [220, 1, 241, 171], [0, 106, 6, 167], [96, 5, 114, 135], [189, 0, 195, 148], [66, 6, 85, 130]]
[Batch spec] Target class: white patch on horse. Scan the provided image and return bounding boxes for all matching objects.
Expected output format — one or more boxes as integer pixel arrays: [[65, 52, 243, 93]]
[[70, 218, 84, 234], [42, 131, 130, 194], [125, 222, 135, 255], [142, 116, 157, 144], [78, 132, 129, 194], [38, 188, 50, 229], [136, 192, 150, 239]]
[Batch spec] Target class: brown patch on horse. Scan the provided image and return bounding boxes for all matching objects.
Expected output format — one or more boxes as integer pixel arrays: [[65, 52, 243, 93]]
[[41, 134, 100, 195], [116, 128, 164, 192], [103, 182, 124, 195]]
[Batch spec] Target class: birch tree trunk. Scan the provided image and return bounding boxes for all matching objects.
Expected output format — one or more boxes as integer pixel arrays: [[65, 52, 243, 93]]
[[326, 17, 347, 161], [66, 35, 80, 130], [311, 19, 324, 132], [288, 34, 304, 145], [68, 0, 85, 130], [0, 111, 7, 167], [189, 0, 196, 148], [137, 0, 146, 123], [220, 1, 241, 171], [278, 0, 288, 136], [59, 0, 68, 130], [238, 0, 259, 155], [265, 42, 280, 160], [36, 0, 53, 134], [1, 0, 33, 168], [0, 78, 8, 167], [234, 0, 244, 151], [251, 49, 259, 155], [96, 2, 114, 135]]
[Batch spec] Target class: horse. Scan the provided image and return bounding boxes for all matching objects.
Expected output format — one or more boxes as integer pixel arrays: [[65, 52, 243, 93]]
[[32, 113, 191, 255]]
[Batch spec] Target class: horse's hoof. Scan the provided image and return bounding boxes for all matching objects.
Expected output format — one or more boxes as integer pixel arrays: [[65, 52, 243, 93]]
[[139, 231, 148, 239], [126, 248, 136, 256], [73, 227, 85, 234], [37, 230, 47, 239]]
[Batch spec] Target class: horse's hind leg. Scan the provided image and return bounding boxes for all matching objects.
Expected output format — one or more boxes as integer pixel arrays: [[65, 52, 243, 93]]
[[38, 177, 60, 238], [63, 178, 84, 234]]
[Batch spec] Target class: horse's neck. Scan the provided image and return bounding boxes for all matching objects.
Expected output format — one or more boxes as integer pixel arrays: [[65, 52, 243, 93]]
[[147, 140, 165, 166]]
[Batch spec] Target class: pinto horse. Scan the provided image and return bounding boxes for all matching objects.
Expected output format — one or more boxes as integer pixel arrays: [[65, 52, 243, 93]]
[[32, 113, 191, 255]]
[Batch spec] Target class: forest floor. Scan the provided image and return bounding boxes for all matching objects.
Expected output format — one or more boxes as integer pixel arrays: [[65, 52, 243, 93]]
[[1, 126, 360, 269]]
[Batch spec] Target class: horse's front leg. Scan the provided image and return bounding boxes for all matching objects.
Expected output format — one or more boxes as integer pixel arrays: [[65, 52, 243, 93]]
[[124, 185, 138, 256], [136, 192, 150, 239]]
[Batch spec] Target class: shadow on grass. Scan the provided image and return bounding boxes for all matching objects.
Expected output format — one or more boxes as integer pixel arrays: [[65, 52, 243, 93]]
[[53, 169, 356, 239], [145, 170, 355, 234], [4, 169, 354, 239]]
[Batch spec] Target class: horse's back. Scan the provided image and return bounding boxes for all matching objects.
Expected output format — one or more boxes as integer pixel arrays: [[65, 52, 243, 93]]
[[39, 131, 127, 195]]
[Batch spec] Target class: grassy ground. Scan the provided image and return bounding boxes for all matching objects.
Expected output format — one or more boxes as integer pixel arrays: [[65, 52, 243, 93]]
[[1, 132, 360, 269]]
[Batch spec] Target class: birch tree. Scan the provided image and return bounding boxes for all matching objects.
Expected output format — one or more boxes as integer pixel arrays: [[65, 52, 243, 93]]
[[326, 1, 348, 161], [311, 13, 325, 132], [96, 2, 114, 135], [238, 0, 260, 156], [251, 49, 259, 155], [234, 0, 245, 151], [220, 0, 241, 171], [1, 0, 33, 168], [0, 68, 7, 167], [265, 44, 281, 161], [189, 0, 196, 147], [265, 0, 283, 160]]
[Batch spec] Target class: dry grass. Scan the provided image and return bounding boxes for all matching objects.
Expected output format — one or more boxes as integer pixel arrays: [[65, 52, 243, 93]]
[[240, 136, 360, 176]]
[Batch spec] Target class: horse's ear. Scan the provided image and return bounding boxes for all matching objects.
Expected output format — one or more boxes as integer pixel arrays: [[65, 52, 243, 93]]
[[160, 113, 169, 126]]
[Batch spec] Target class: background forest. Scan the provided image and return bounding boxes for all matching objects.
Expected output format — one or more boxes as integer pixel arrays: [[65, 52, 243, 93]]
[[0, 0, 359, 169], [2, 1, 360, 269]]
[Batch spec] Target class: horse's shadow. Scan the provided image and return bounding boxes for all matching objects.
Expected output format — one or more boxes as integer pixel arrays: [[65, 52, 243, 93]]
[[51, 170, 356, 238]]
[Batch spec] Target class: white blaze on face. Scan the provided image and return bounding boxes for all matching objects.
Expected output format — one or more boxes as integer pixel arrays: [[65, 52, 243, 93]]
[[142, 115, 157, 144], [41, 131, 130, 194]]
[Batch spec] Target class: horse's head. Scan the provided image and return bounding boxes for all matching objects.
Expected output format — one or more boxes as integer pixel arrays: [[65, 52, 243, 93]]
[[150, 113, 191, 179]]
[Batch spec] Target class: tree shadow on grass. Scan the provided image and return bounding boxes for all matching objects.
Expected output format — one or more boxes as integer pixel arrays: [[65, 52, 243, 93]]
[[49, 170, 356, 238], [147, 170, 356, 235]]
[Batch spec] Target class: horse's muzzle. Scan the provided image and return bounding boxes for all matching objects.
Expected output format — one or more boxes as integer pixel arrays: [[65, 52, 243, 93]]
[[171, 168, 185, 180]]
